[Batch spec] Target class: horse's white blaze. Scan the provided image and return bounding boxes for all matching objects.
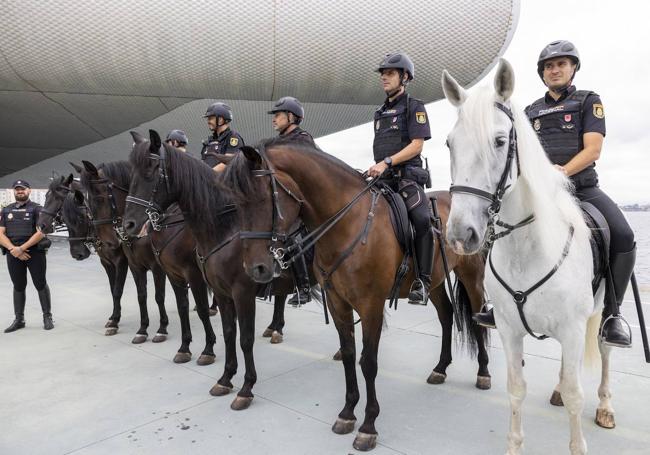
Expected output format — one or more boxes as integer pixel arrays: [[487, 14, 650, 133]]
[[443, 59, 609, 455]]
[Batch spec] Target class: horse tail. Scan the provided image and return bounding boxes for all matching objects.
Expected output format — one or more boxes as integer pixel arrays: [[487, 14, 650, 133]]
[[451, 277, 480, 359], [584, 310, 602, 370]]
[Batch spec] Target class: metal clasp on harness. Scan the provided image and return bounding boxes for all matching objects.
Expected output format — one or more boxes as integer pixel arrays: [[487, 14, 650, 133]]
[[269, 245, 289, 270], [146, 209, 162, 231]]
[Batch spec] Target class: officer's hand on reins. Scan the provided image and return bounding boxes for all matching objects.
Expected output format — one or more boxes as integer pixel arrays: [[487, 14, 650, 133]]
[[368, 161, 389, 178]]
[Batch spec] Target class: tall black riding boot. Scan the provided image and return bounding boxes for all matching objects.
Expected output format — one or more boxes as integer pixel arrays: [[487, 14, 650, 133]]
[[4, 290, 26, 333], [408, 230, 434, 305], [38, 284, 54, 330], [288, 254, 312, 306], [601, 244, 636, 348]]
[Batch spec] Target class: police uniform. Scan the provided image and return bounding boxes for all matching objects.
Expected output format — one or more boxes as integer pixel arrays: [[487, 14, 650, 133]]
[[526, 85, 635, 346], [1, 190, 53, 331], [201, 128, 245, 168], [281, 126, 316, 147], [373, 92, 434, 303]]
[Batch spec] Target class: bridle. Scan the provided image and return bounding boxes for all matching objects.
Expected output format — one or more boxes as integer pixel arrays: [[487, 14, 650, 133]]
[[86, 175, 131, 244], [125, 145, 172, 232], [449, 102, 534, 247]]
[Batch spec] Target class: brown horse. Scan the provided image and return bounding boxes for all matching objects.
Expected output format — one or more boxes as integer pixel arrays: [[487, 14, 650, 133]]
[[221, 139, 488, 451], [122, 130, 317, 411]]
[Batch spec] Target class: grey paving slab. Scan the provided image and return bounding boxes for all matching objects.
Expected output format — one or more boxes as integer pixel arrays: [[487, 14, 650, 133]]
[[1, 246, 649, 455]]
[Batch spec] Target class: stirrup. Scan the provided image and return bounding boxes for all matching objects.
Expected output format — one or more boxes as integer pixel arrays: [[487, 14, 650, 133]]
[[407, 278, 428, 305], [598, 314, 633, 348]]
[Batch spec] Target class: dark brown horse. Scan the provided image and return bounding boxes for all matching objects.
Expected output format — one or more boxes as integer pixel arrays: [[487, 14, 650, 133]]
[[221, 139, 488, 451], [122, 130, 310, 411]]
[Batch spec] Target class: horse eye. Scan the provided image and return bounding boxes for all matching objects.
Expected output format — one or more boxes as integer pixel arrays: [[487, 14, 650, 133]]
[[495, 137, 507, 147], [445, 139, 450, 148]]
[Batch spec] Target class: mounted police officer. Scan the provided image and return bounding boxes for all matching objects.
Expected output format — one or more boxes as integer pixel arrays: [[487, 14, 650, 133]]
[[268, 96, 319, 306], [474, 40, 635, 348], [368, 52, 434, 305], [165, 129, 189, 152], [201, 102, 245, 172], [0, 180, 53, 332]]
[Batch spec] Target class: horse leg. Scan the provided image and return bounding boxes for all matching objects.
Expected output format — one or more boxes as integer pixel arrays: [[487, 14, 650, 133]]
[[102, 259, 124, 335], [550, 360, 564, 406], [595, 340, 615, 428], [231, 293, 257, 411], [427, 284, 453, 385], [500, 330, 526, 455], [151, 268, 169, 342], [265, 294, 286, 344], [171, 282, 192, 363], [210, 294, 218, 316], [189, 278, 216, 365], [131, 267, 149, 344], [352, 307, 384, 452], [559, 333, 587, 454], [210, 296, 237, 397], [331, 300, 359, 436]]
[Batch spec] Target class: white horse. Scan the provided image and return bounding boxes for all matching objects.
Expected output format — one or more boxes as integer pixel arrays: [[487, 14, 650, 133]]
[[441, 59, 614, 454]]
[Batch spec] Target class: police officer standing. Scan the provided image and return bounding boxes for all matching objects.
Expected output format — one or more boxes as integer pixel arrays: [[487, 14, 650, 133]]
[[165, 129, 189, 152], [268, 96, 316, 146], [474, 41, 635, 348], [201, 102, 245, 172], [368, 53, 434, 305], [1, 180, 53, 332], [268, 96, 319, 305]]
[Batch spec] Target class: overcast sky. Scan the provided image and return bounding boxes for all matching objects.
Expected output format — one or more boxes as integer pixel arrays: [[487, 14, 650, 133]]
[[317, 0, 650, 204]]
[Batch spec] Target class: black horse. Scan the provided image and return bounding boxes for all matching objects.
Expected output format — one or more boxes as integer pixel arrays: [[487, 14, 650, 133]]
[[123, 130, 312, 410]]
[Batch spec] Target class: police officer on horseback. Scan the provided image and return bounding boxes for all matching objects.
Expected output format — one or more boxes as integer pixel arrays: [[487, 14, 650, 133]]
[[474, 40, 635, 348], [368, 52, 434, 305], [0, 180, 54, 332], [201, 102, 245, 172], [268, 96, 320, 305], [165, 129, 189, 152]]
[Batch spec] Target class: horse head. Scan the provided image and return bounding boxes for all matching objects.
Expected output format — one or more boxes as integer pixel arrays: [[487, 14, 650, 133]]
[[63, 189, 93, 260], [38, 173, 74, 233]]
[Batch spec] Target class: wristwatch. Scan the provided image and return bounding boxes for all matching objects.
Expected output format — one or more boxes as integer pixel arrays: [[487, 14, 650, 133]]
[[383, 156, 393, 168]]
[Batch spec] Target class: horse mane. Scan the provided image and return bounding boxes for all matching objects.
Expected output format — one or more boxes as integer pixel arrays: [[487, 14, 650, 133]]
[[80, 160, 132, 191], [460, 86, 589, 254], [130, 141, 236, 233]]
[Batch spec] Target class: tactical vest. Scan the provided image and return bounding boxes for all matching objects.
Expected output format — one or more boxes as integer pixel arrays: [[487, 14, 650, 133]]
[[373, 95, 422, 168], [2, 202, 39, 242], [283, 127, 315, 147], [526, 90, 598, 188]]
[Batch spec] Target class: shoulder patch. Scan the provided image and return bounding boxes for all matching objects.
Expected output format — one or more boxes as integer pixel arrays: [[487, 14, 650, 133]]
[[230, 137, 239, 147], [592, 103, 605, 119], [415, 112, 427, 124]]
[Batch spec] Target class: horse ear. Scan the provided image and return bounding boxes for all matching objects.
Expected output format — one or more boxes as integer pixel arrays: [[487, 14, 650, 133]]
[[213, 154, 235, 166], [130, 131, 146, 144], [441, 70, 467, 107], [64, 174, 74, 186], [494, 58, 515, 102], [74, 190, 85, 205], [149, 129, 162, 152], [82, 160, 99, 175], [241, 146, 261, 165], [69, 162, 83, 174]]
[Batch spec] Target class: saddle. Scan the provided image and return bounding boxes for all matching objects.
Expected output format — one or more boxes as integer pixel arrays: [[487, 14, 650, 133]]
[[376, 181, 413, 256], [581, 202, 610, 294]]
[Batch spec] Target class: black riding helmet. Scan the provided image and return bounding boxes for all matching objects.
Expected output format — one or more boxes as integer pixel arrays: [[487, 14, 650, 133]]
[[204, 102, 234, 122], [376, 52, 415, 82], [537, 40, 581, 81], [165, 129, 188, 145], [267, 96, 304, 124]]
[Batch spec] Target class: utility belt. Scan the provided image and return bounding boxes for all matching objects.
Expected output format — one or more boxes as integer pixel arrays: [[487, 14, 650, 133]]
[[383, 164, 431, 188], [571, 169, 599, 190]]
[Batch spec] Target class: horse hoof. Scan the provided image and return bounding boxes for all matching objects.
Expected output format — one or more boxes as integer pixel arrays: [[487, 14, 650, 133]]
[[152, 333, 167, 343], [104, 320, 116, 328], [209, 383, 233, 397], [476, 375, 492, 390], [352, 432, 378, 452], [270, 331, 283, 344], [262, 327, 274, 338], [332, 350, 342, 361], [209, 308, 218, 317], [131, 334, 147, 344], [105, 327, 118, 336], [173, 352, 192, 364], [230, 396, 253, 411], [595, 408, 616, 429], [427, 371, 447, 385], [331, 418, 356, 435], [197, 354, 216, 366], [550, 390, 564, 407]]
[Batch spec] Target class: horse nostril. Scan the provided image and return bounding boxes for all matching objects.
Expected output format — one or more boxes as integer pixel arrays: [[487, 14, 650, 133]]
[[466, 227, 479, 246], [124, 219, 135, 232], [251, 264, 272, 283]]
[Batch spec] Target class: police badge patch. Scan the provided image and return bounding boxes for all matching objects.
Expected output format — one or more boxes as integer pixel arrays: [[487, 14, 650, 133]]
[[533, 119, 541, 131], [8, 213, 13, 220], [230, 137, 239, 147], [415, 112, 427, 124], [593, 104, 605, 119]]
